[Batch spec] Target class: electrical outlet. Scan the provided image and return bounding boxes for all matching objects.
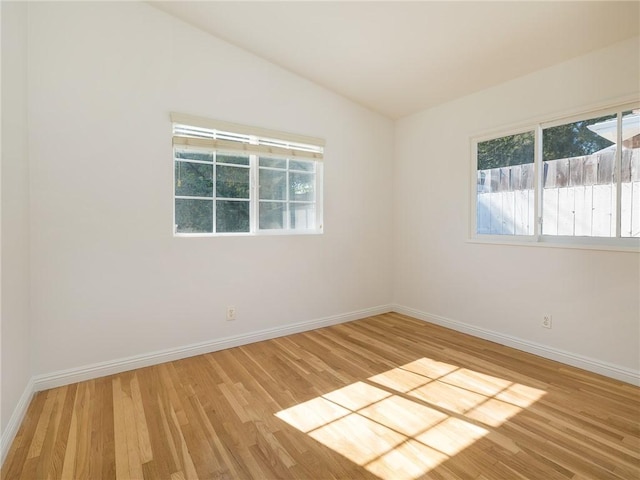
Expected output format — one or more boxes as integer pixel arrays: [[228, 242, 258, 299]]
[[542, 314, 552, 329], [226, 306, 236, 321]]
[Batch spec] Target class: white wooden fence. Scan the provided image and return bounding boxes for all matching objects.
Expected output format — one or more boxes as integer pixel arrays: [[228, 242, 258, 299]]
[[477, 148, 640, 237]]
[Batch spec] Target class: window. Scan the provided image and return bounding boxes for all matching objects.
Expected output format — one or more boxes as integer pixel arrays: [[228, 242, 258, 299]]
[[472, 103, 640, 248], [172, 113, 324, 235]]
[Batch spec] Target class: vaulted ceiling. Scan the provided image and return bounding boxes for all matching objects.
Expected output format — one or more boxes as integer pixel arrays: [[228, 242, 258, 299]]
[[152, 1, 640, 119]]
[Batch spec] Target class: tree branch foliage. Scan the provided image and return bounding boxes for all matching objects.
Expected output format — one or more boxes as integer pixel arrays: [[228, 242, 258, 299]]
[[477, 115, 615, 170]]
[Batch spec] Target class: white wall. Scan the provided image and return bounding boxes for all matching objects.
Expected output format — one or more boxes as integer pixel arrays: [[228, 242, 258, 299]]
[[1, 1, 31, 437], [394, 36, 640, 374], [27, 2, 394, 376]]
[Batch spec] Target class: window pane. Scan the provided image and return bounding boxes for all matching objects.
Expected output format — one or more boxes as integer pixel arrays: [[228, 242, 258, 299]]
[[289, 172, 315, 202], [477, 132, 533, 170], [175, 149, 213, 162], [175, 162, 213, 197], [217, 165, 250, 199], [543, 115, 615, 161], [175, 199, 213, 233], [217, 200, 250, 233], [621, 109, 640, 237], [476, 132, 534, 235], [289, 159, 315, 172], [290, 203, 316, 230], [260, 169, 287, 200], [259, 202, 286, 229], [542, 114, 617, 237], [216, 153, 249, 166], [259, 157, 287, 169]]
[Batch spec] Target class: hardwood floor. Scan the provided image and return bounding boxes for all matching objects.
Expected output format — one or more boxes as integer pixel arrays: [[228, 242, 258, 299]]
[[2, 313, 639, 479]]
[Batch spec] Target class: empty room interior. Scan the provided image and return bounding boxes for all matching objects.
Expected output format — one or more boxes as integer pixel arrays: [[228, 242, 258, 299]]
[[2, 1, 640, 479]]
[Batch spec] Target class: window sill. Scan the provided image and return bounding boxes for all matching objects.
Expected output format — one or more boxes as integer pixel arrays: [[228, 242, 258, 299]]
[[174, 229, 323, 238], [467, 235, 640, 253]]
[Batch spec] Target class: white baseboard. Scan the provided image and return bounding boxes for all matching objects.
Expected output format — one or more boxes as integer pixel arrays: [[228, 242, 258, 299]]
[[5, 302, 634, 466], [392, 304, 640, 386], [0, 377, 35, 466], [1, 304, 392, 466], [32, 304, 393, 392]]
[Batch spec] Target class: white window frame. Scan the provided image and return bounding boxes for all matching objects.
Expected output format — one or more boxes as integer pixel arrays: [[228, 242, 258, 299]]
[[470, 101, 640, 252], [172, 113, 324, 237]]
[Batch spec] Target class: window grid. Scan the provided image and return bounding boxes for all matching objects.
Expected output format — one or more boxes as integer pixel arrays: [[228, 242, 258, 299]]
[[174, 152, 320, 236], [258, 158, 318, 232]]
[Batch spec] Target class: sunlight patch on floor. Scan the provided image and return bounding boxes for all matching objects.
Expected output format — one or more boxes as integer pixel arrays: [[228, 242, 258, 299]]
[[275, 357, 546, 479]]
